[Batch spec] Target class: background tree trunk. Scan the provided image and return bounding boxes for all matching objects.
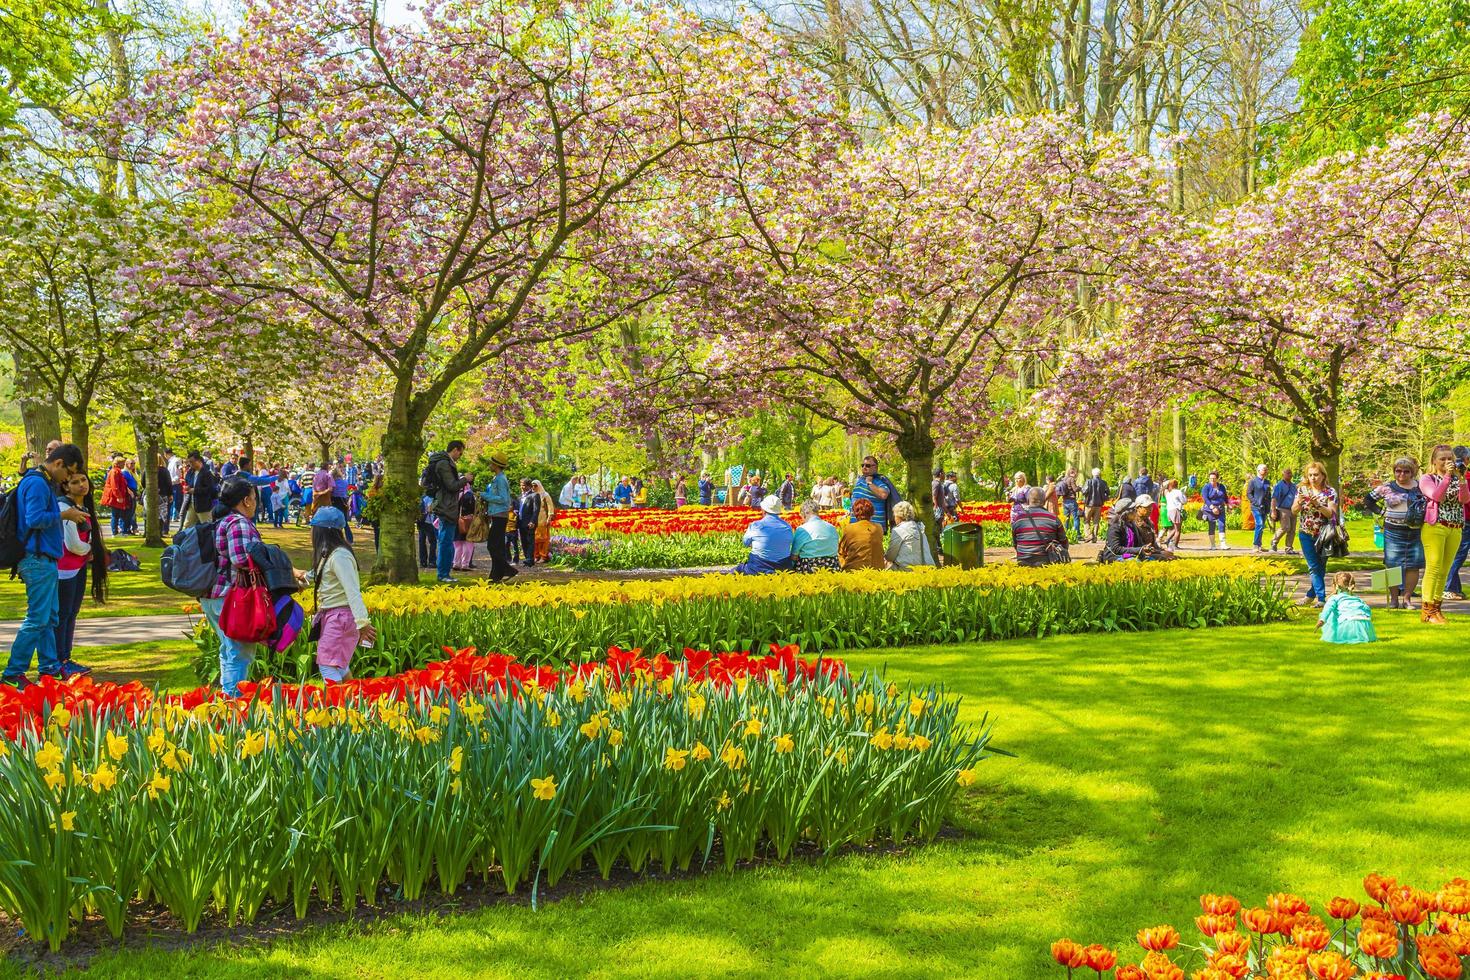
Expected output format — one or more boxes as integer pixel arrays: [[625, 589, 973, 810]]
[[13, 349, 61, 458], [138, 428, 165, 547], [371, 382, 426, 584], [66, 407, 90, 465], [896, 428, 940, 555]]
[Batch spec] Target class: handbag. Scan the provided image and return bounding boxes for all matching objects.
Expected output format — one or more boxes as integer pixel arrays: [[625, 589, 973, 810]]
[[219, 559, 276, 643], [1314, 520, 1351, 560], [466, 512, 490, 543]]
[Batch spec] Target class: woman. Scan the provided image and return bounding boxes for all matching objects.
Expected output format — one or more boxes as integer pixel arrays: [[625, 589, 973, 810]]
[[1042, 475, 1059, 517], [838, 498, 885, 570], [885, 501, 936, 570], [55, 470, 106, 677], [1365, 457, 1425, 610], [1007, 472, 1029, 520], [1162, 479, 1187, 551], [1292, 461, 1338, 608], [1418, 445, 1470, 624], [100, 456, 133, 537], [453, 482, 476, 570], [674, 476, 687, 509], [790, 501, 840, 572], [1201, 471, 1229, 549], [1100, 497, 1173, 563], [533, 479, 555, 563], [202, 477, 267, 696]]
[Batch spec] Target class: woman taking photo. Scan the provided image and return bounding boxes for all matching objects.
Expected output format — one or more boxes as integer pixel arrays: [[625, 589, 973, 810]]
[[55, 470, 107, 677], [1292, 461, 1338, 608], [1365, 457, 1425, 610], [1418, 445, 1470, 624]]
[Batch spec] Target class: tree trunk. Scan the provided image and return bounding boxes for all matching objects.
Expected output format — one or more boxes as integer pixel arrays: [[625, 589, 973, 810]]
[[13, 349, 61, 458], [1172, 403, 1187, 482], [896, 428, 940, 555], [1102, 431, 1114, 477], [242, 432, 255, 470], [371, 382, 426, 584], [66, 406, 90, 467], [317, 439, 332, 468], [139, 429, 164, 547], [1310, 428, 1343, 492]]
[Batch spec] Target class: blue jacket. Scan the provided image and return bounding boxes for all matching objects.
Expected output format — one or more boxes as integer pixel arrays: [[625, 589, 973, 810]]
[[743, 514, 794, 563], [14, 469, 63, 560], [1201, 482, 1229, 516], [1273, 479, 1298, 510], [1247, 476, 1273, 509], [698, 479, 713, 506], [482, 472, 511, 516]]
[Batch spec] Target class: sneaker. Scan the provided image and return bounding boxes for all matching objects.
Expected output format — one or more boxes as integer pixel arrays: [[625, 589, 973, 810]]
[[60, 662, 92, 678], [1, 674, 31, 691], [437, 576, 457, 585], [1297, 595, 1318, 606]]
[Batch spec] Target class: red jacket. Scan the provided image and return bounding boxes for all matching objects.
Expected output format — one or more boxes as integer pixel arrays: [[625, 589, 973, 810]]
[[100, 467, 132, 509]]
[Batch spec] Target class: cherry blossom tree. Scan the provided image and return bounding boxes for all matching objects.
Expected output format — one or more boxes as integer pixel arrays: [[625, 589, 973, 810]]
[[157, 0, 825, 581], [1038, 112, 1470, 489], [642, 116, 1163, 541]]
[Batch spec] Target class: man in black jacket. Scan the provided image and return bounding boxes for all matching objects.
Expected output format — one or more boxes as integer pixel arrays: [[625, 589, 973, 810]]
[[1081, 468, 1110, 543], [424, 440, 471, 584]]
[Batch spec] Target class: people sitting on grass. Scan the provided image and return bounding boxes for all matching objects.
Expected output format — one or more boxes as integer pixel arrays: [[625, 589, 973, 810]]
[[733, 495, 794, 574], [790, 501, 840, 572], [838, 498, 885, 570], [885, 501, 937, 570], [1099, 494, 1174, 563], [1318, 571, 1377, 645], [1011, 487, 1070, 567]]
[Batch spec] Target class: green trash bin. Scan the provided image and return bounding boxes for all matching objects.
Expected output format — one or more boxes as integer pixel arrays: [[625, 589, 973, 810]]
[[940, 521, 983, 569]]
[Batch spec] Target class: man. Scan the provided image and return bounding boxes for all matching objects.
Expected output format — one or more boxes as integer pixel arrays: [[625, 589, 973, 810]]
[[698, 471, 714, 507], [181, 451, 218, 529], [1270, 467, 1298, 554], [219, 450, 240, 480], [1247, 463, 1275, 553], [558, 476, 577, 510], [3, 443, 88, 688], [733, 494, 795, 574], [930, 466, 947, 529], [166, 448, 185, 523], [613, 476, 633, 508], [1058, 467, 1081, 540], [1081, 468, 1110, 543], [425, 440, 473, 585], [479, 450, 515, 583], [851, 455, 899, 529], [1011, 486, 1070, 567], [779, 473, 796, 510], [943, 471, 960, 523], [1133, 467, 1156, 500]]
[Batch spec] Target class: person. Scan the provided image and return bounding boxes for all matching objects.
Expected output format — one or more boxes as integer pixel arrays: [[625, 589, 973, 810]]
[[1081, 468, 1110, 543], [426, 440, 474, 585], [790, 501, 840, 572], [1099, 495, 1173, 563], [1271, 468, 1298, 554], [674, 475, 687, 509], [532, 479, 554, 563], [180, 451, 220, 531], [453, 481, 477, 571], [219, 451, 240, 480], [153, 454, 173, 536], [558, 476, 577, 511], [1162, 479, 1187, 551], [1445, 446, 1470, 600], [885, 501, 937, 570], [930, 467, 947, 530], [1292, 461, 1338, 608], [478, 450, 514, 583], [812, 477, 836, 509], [741, 472, 766, 510], [417, 494, 438, 569], [1011, 487, 1070, 567], [852, 456, 899, 529], [54, 469, 107, 677], [733, 495, 794, 574], [1201, 471, 1230, 549], [1007, 472, 1029, 521], [310, 462, 334, 519], [201, 476, 290, 696], [100, 455, 133, 537], [613, 477, 633, 508], [778, 474, 796, 510], [121, 459, 140, 534], [166, 448, 185, 523], [1246, 464, 1274, 553], [517, 478, 539, 565], [1418, 444, 1469, 624], [306, 506, 375, 682], [1318, 572, 1377, 645], [632, 480, 648, 508], [3, 444, 88, 688], [944, 471, 961, 525], [838, 498, 885, 570], [698, 472, 714, 507], [1116, 475, 1135, 508], [1057, 468, 1080, 539], [1365, 458, 1425, 610], [1042, 474, 1059, 517]]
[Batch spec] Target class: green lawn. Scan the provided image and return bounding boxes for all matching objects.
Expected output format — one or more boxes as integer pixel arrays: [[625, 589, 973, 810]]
[[17, 611, 1469, 978]]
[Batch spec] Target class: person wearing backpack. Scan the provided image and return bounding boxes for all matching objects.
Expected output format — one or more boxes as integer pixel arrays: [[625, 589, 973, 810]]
[[3, 443, 88, 690], [305, 506, 374, 682], [1080, 468, 1110, 543], [423, 440, 472, 584], [200, 477, 275, 696], [55, 469, 107, 676]]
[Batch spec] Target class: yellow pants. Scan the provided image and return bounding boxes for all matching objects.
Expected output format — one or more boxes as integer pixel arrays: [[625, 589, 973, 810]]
[[1421, 522, 1462, 605]]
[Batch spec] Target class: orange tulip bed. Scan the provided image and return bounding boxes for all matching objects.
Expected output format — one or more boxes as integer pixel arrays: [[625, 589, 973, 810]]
[[1052, 874, 1470, 979]]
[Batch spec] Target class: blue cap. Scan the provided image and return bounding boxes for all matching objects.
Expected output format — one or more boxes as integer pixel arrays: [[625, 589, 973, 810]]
[[310, 506, 347, 529]]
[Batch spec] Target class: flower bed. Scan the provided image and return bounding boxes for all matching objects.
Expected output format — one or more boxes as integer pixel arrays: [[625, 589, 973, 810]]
[[0, 645, 991, 951], [1051, 874, 1470, 979], [193, 559, 1292, 683]]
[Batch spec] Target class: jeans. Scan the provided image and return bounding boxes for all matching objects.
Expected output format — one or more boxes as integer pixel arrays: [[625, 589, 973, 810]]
[[436, 517, 457, 580], [418, 521, 437, 567], [171, 486, 184, 521], [110, 510, 125, 536], [1446, 529, 1470, 594], [55, 567, 87, 664], [1206, 514, 1227, 537], [7, 555, 61, 678], [1251, 506, 1270, 548], [200, 596, 256, 696], [1062, 499, 1081, 537], [1422, 522, 1462, 606], [1299, 532, 1326, 601]]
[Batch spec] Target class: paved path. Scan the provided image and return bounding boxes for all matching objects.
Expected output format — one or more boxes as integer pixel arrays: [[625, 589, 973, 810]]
[[0, 614, 198, 649]]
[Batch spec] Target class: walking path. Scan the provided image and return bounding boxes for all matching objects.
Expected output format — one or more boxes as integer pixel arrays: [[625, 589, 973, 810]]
[[0, 614, 198, 649]]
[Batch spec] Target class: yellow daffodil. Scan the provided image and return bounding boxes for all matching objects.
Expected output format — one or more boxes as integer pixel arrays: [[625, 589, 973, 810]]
[[209, 732, 227, 755], [608, 691, 631, 712], [530, 775, 557, 801], [772, 734, 794, 754], [428, 704, 450, 725], [856, 692, 875, 716], [105, 730, 128, 761], [716, 791, 733, 812], [664, 747, 690, 771], [566, 679, 587, 703], [147, 771, 171, 799], [34, 741, 63, 772], [239, 730, 268, 760], [956, 768, 977, 787], [449, 745, 464, 774], [90, 762, 117, 793], [450, 778, 461, 795], [686, 693, 707, 719], [60, 810, 76, 831], [146, 729, 167, 754], [742, 718, 762, 738], [44, 769, 66, 791], [608, 728, 624, 747], [544, 709, 561, 728], [894, 733, 912, 751], [458, 699, 486, 724], [49, 706, 71, 729], [909, 696, 926, 718], [871, 728, 894, 751], [911, 735, 932, 752], [719, 741, 746, 770], [692, 741, 712, 762]]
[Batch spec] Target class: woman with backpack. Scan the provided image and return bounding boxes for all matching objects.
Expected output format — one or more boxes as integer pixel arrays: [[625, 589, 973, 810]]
[[201, 476, 274, 696], [1365, 457, 1425, 610], [1418, 444, 1470, 624], [306, 506, 374, 682], [54, 470, 107, 677]]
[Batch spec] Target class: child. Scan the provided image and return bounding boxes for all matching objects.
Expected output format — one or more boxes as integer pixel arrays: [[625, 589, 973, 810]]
[[1318, 572, 1377, 645], [306, 506, 375, 682]]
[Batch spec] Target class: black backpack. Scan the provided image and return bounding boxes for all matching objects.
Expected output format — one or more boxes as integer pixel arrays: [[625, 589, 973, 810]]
[[160, 521, 219, 596], [420, 452, 446, 496], [0, 475, 42, 576]]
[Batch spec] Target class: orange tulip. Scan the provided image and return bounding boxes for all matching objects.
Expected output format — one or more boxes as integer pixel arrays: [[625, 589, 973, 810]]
[[1292, 921, 1332, 952], [1269, 893, 1312, 917], [1140, 951, 1184, 980], [1201, 893, 1243, 916], [1267, 944, 1311, 970], [1326, 897, 1360, 920], [1357, 928, 1398, 959], [1081, 944, 1116, 972], [1306, 950, 1358, 980], [1052, 938, 1087, 969], [1137, 925, 1180, 952], [1242, 907, 1280, 934], [1391, 895, 1428, 926], [1439, 885, 1470, 916], [1205, 951, 1250, 978], [1115, 967, 1147, 980], [1360, 905, 1392, 926], [1196, 913, 1236, 937], [1364, 874, 1397, 904], [1216, 931, 1251, 957], [1419, 943, 1464, 980]]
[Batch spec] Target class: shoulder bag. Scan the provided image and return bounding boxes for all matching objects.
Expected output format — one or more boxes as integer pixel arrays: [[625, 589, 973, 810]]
[[219, 558, 277, 643]]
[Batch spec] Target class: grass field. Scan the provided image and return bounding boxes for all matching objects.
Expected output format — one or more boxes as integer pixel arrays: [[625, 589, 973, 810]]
[[16, 610, 1468, 978]]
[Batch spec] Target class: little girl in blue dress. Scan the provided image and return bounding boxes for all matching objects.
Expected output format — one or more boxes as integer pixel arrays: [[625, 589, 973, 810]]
[[1318, 572, 1377, 644]]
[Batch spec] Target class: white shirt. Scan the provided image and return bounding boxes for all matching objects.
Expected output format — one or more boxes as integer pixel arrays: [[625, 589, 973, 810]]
[[813, 484, 835, 508], [559, 481, 577, 507], [167, 455, 183, 482], [1165, 488, 1187, 516], [312, 547, 370, 626]]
